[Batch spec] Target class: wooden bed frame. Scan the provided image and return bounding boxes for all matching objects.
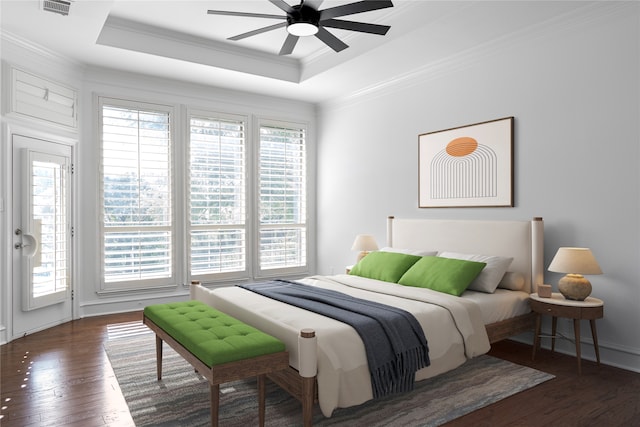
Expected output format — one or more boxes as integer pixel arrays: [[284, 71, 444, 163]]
[[193, 216, 544, 427]]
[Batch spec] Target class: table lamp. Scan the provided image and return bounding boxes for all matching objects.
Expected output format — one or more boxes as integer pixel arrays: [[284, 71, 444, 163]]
[[351, 234, 378, 263], [548, 247, 602, 301]]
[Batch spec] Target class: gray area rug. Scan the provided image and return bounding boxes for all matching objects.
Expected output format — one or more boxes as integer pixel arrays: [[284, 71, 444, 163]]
[[105, 323, 554, 427]]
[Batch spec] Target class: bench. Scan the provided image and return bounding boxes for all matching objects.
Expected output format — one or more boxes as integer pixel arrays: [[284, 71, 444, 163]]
[[143, 300, 289, 427]]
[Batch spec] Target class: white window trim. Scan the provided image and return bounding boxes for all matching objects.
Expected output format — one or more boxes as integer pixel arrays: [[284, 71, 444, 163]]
[[97, 96, 178, 293], [186, 107, 250, 284], [95, 96, 314, 293], [253, 117, 311, 280]]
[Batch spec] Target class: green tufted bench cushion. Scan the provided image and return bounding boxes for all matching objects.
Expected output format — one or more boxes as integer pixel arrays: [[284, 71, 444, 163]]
[[143, 300, 285, 368]]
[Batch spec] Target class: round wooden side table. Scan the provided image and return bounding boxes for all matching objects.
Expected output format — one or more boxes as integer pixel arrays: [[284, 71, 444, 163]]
[[530, 292, 603, 375]]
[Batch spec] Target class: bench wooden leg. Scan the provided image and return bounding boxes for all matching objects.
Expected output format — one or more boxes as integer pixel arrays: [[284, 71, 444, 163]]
[[155, 335, 163, 380], [211, 383, 219, 427]]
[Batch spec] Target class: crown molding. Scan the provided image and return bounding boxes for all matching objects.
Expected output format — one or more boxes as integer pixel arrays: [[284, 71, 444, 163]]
[[319, 1, 636, 112], [1, 29, 84, 70], [96, 16, 302, 83]]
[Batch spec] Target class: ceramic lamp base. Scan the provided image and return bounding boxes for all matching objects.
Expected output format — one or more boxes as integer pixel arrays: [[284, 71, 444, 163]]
[[356, 251, 369, 263], [558, 274, 592, 301]]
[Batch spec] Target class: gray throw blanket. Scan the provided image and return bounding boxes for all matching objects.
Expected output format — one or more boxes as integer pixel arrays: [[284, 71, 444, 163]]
[[239, 280, 430, 399]]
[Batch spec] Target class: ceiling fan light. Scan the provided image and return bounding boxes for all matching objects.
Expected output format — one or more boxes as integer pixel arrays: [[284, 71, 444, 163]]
[[287, 22, 318, 37]]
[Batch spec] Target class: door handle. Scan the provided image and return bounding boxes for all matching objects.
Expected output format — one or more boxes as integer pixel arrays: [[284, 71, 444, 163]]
[[20, 233, 39, 257], [16, 219, 42, 267]]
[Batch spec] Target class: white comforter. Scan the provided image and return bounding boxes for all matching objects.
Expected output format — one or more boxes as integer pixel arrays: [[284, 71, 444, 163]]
[[194, 274, 490, 417]]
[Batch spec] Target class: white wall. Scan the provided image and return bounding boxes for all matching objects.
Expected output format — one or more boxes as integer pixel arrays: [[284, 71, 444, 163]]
[[316, 3, 640, 372]]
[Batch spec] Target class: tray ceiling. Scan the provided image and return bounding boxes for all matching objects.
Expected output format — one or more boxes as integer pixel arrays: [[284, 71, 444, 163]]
[[0, 1, 592, 103]]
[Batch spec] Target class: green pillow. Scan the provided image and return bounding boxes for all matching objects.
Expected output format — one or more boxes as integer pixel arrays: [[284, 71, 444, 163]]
[[398, 256, 486, 296], [349, 251, 422, 283]]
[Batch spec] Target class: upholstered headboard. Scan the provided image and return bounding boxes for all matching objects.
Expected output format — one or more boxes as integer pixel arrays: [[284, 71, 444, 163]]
[[387, 217, 544, 293]]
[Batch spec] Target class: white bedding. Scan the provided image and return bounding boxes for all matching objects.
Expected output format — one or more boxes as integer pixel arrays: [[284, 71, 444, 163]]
[[461, 288, 531, 324], [196, 274, 491, 417]]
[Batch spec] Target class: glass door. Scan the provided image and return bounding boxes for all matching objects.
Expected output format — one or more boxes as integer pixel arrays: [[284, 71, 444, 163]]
[[12, 134, 73, 337]]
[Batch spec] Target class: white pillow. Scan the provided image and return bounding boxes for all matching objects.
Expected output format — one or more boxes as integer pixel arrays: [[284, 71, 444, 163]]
[[497, 271, 526, 291], [379, 247, 437, 256], [437, 251, 513, 293]]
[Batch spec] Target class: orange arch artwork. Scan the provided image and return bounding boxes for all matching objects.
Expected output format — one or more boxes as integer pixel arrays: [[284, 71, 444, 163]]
[[431, 137, 498, 200], [418, 117, 513, 208]]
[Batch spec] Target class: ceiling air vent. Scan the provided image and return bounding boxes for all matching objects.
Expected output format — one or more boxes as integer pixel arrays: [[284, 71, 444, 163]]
[[41, 0, 72, 16]]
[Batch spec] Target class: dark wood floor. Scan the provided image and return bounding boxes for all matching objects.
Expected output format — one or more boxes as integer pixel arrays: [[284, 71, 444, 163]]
[[1, 311, 639, 426]]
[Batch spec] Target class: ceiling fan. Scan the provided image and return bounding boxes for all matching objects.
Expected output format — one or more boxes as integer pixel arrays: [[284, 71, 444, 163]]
[[207, 0, 394, 55]]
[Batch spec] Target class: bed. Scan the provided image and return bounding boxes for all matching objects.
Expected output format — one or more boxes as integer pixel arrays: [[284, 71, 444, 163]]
[[191, 216, 544, 425]]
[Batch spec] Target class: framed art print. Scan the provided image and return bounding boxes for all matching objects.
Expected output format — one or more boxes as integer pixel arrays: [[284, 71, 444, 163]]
[[418, 117, 514, 208]]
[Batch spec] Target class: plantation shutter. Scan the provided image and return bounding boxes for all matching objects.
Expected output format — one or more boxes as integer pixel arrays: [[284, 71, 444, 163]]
[[189, 114, 246, 278], [11, 67, 78, 129], [258, 122, 307, 271], [100, 100, 173, 287]]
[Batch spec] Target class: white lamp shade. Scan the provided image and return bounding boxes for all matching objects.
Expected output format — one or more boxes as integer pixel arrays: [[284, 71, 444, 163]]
[[351, 234, 378, 252], [548, 247, 602, 275]]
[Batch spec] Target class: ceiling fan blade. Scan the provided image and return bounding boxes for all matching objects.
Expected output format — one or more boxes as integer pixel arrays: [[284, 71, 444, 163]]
[[229, 22, 287, 41], [279, 34, 300, 55], [207, 10, 285, 20], [320, 18, 390, 35], [269, 0, 294, 13], [320, 0, 393, 20], [303, 0, 324, 9], [315, 27, 348, 52]]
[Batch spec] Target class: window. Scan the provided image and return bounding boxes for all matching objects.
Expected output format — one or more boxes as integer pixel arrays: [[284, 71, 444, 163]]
[[258, 121, 307, 274], [99, 98, 174, 290], [98, 96, 310, 291], [189, 113, 246, 281]]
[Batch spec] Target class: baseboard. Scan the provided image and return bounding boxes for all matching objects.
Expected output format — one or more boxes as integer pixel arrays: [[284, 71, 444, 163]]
[[510, 330, 640, 374], [78, 291, 191, 318]]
